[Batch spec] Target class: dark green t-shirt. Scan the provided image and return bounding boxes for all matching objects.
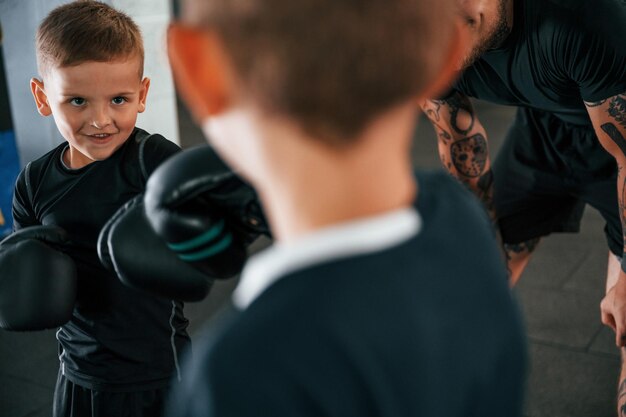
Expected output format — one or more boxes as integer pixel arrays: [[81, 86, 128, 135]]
[[455, 0, 626, 126]]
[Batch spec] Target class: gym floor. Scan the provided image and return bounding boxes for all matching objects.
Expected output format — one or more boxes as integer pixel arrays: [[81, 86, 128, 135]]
[[0, 101, 620, 416]]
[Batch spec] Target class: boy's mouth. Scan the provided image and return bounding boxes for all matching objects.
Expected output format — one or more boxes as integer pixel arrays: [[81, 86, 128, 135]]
[[86, 132, 117, 140]]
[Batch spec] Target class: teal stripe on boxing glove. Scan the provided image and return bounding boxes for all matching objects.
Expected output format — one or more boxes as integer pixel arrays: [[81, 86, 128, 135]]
[[167, 219, 226, 252], [167, 220, 234, 261], [144, 146, 253, 279], [174, 234, 233, 262]]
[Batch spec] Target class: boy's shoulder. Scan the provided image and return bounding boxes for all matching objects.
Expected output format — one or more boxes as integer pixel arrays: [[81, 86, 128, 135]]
[[130, 126, 163, 144], [17, 141, 67, 184], [19, 128, 179, 187], [127, 127, 169, 151], [127, 127, 181, 180]]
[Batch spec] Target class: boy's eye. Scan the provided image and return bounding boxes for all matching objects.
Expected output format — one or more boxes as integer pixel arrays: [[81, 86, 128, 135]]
[[69, 98, 86, 106], [112, 97, 127, 105]]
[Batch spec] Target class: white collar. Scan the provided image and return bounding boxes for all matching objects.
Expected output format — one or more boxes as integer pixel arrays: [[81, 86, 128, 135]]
[[232, 207, 422, 309]]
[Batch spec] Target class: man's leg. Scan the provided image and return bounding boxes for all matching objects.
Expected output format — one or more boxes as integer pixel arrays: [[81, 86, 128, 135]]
[[504, 237, 541, 286]]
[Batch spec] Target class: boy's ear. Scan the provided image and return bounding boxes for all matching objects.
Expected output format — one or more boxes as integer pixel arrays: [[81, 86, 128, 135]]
[[138, 77, 151, 113], [417, 21, 468, 100], [167, 24, 232, 122], [30, 78, 52, 116]]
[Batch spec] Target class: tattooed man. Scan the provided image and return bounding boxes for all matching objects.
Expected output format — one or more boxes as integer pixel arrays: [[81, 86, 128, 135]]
[[421, 0, 626, 413]]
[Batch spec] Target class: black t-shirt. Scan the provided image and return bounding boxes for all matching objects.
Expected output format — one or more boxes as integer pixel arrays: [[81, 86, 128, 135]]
[[12, 128, 190, 391], [455, 0, 626, 126], [166, 171, 527, 417]]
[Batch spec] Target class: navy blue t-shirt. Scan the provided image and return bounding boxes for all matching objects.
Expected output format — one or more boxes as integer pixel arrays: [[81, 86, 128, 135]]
[[166, 171, 527, 417]]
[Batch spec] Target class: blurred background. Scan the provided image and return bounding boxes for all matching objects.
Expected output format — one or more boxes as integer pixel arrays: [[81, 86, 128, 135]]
[[0, 1, 620, 416]]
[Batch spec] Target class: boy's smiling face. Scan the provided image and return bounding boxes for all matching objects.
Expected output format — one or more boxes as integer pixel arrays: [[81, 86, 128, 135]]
[[31, 56, 150, 169]]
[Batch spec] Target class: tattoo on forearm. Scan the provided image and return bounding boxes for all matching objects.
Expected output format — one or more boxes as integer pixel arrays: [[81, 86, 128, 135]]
[[601, 123, 626, 155], [621, 164, 625, 245], [608, 95, 626, 129], [423, 100, 443, 122], [620, 170, 626, 252], [450, 134, 488, 177], [435, 126, 452, 143], [504, 238, 540, 260], [601, 122, 626, 249], [443, 94, 475, 135], [424, 101, 453, 143]]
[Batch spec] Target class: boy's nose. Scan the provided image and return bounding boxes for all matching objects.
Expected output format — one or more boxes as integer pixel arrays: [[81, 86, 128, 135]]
[[90, 107, 112, 129]]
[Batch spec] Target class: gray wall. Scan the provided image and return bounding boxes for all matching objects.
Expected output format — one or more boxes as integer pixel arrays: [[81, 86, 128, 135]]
[[0, 0, 178, 167]]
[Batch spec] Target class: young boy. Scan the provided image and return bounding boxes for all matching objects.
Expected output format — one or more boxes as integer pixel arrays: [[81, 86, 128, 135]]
[[161, 0, 528, 415], [9, 2, 187, 415]]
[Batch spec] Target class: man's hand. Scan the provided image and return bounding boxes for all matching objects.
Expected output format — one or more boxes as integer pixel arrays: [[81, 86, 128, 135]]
[[601, 270, 626, 346]]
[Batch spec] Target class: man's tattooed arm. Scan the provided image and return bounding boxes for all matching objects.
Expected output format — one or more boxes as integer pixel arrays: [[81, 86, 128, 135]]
[[608, 95, 626, 129], [587, 93, 626, 416], [602, 121, 626, 256], [586, 93, 626, 256], [421, 92, 495, 219]]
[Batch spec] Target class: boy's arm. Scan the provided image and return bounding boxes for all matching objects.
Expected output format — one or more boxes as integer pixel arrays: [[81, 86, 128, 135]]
[[11, 165, 39, 230], [420, 91, 494, 220], [585, 92, 626, 346], [0, 165, 77, 331], [0, 225, 77, 330]]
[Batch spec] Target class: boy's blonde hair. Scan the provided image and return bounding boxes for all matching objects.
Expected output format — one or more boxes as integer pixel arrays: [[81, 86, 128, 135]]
[[36, 1, 144, 77], [185, 0, 457, 144]]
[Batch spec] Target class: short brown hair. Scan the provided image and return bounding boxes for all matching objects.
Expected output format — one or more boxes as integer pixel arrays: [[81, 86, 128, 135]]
[[36, 1, 144, 77], [184, 0, 457, 144]]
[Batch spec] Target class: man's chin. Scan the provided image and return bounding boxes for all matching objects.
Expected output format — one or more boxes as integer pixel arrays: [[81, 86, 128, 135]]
[[459, 45, 491, 70]]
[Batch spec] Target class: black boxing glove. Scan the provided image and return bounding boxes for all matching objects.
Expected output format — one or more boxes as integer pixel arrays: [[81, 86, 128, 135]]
[[98, 196, 213, 301], [144, 145, 270, 279], [0, 225, 77, 331]]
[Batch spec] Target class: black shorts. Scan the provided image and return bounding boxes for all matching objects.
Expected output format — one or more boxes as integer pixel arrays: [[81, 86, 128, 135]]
[[492, 107, 622, 256], [53, 368, 170, 417]]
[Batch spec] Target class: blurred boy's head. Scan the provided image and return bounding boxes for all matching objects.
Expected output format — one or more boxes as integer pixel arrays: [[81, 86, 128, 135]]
[[170, 0, 462, 146], [30, 1, 150, 169]]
